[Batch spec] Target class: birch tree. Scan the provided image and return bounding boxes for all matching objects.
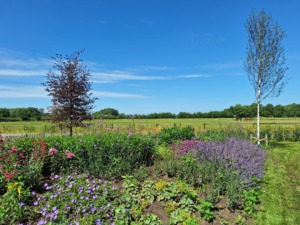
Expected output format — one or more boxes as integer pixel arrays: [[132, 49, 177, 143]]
[[244, 9, 288, 145]]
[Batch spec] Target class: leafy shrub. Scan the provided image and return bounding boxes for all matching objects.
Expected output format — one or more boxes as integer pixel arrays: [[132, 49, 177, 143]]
[[157, 125, 195, 145], [11, 133, 156, 178], [196, 130, 249, 141], [0, 139, 47, 191]]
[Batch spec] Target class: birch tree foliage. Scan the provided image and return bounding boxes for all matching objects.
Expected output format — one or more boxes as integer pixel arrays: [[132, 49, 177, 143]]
[[244, 9, 288, 144], [244, 9, 288, 101]]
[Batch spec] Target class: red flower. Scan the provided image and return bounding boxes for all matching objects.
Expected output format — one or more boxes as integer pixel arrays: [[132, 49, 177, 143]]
[[8, 146, 18, 154], [18, 153, 25, 159], [4, 172, 16, 182]]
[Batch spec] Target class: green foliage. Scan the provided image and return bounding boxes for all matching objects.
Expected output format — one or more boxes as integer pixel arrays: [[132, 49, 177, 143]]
[[255, 142, 300, 225], [0, 140, 47, 191], [93, 108, 119, 119], [138, 213, 163, 225], [157, 124, 195, 145], [196, 129, 249, 141], [12, 133, 155, 178], [243, 187, 262, 217], [0, 179, 30, 225], [197, 200, 215, 222], [2, 131, 299, 224]]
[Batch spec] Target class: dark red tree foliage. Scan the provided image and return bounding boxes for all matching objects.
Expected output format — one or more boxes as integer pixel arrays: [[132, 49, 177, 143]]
[[43, 50, 97, 136]]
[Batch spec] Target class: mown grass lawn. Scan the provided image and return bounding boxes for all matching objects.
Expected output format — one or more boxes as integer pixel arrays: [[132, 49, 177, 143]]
[[255, 142, 300, 225]]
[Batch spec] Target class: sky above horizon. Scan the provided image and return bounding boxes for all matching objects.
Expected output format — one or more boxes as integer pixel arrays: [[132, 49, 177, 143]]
[[0, 0, 299, 114]]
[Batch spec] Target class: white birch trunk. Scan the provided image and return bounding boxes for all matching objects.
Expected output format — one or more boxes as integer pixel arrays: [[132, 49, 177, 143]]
[[257, 77, 261, 145], [257, 99, 260, 145]]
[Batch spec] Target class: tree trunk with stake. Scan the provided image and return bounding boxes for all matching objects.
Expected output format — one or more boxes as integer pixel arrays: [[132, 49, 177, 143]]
[[244, 9, 288, 145]]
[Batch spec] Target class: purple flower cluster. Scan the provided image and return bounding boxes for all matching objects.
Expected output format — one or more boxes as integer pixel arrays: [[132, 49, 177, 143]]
[[173, 138, 266, 188], [170, 140, 201, 154], [31, 172, 120, 224]]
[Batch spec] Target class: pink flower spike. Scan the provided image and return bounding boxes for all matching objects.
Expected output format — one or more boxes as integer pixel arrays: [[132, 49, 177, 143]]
[[65, 150, 75, 159], [8, 146, 18, 154], [49, 148, 58, 155]]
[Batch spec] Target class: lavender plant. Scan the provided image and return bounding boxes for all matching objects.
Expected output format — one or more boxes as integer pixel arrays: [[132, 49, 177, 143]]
[[174, 138, 266, 189]]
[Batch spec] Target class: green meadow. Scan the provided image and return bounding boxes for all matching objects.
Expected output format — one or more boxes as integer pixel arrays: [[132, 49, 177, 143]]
[[1, 117, 300, 135]]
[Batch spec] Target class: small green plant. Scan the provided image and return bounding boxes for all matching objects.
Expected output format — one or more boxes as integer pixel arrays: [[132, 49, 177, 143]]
[[197, 200, 215, 222], [122, 175, 140, 195], [140, 179, 156, 203], [154, 160, 163, 177], [139, 213, 163, 225], [0, 179, 30, 224], [133, 165, 149, 181], [243, 187, 262, 217], [165, 200, 178, 214]]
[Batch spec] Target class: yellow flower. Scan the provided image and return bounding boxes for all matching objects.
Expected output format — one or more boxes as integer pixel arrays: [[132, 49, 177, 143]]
[[7, 185, 13, 190], [17, 187, 21, 196], [13, 182, 19, 187]]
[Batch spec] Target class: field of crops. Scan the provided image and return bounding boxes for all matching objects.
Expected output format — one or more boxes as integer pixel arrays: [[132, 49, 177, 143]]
[[1, 118, 300, 143], [1, 117, 300, 134]]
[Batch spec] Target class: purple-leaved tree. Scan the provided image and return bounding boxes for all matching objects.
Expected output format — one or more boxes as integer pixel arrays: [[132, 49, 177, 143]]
[[42, 50, 98, 136]]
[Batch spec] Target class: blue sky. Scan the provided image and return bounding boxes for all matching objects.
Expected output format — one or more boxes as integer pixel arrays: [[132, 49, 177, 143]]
[[0, 0, 299, 114]]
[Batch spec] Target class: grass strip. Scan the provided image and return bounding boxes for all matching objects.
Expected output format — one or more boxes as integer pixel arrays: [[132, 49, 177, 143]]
[[255, 142, 300, 225]]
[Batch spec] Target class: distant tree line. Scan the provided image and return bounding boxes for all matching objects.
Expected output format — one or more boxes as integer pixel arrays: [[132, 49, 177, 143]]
[[94, 103, 300, 119], [0, 107, 45, 121], [1, 103, 300, 122]]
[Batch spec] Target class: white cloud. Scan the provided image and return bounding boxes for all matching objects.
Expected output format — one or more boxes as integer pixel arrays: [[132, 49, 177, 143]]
[[93, 91, 147, 98], [0, 85, 148, 99], [0, 69, 48, 76], [0, 85, 48, 98], [136, 66, 172, 71], [0, 49, 52, 69], [92, 71, 167, 83], [176, 74, 210, 78]]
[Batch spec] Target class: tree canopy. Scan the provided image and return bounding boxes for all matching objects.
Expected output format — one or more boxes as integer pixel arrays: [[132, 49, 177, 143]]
[[42, 50, 97, 136]]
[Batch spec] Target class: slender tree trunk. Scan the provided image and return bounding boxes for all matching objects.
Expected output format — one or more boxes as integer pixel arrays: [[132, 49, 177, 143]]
[[69, 126, 73, 137], [257, 77, 261, 146], [257, 99, 260, 145]]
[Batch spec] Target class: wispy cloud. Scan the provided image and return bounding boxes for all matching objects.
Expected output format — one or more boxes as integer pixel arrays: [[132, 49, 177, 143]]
[[92, 71, 168, 83], [139, 19, 154, 25], [0, 49, 52, 69], [93, 91, 147, 98], [92, 71, 211, 83], [0, 85, 48, 98], [0, 85, 148, 99], [176, 74, 210, 78], [136, 66, 172, 71], [0, 69, 48, 76]]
